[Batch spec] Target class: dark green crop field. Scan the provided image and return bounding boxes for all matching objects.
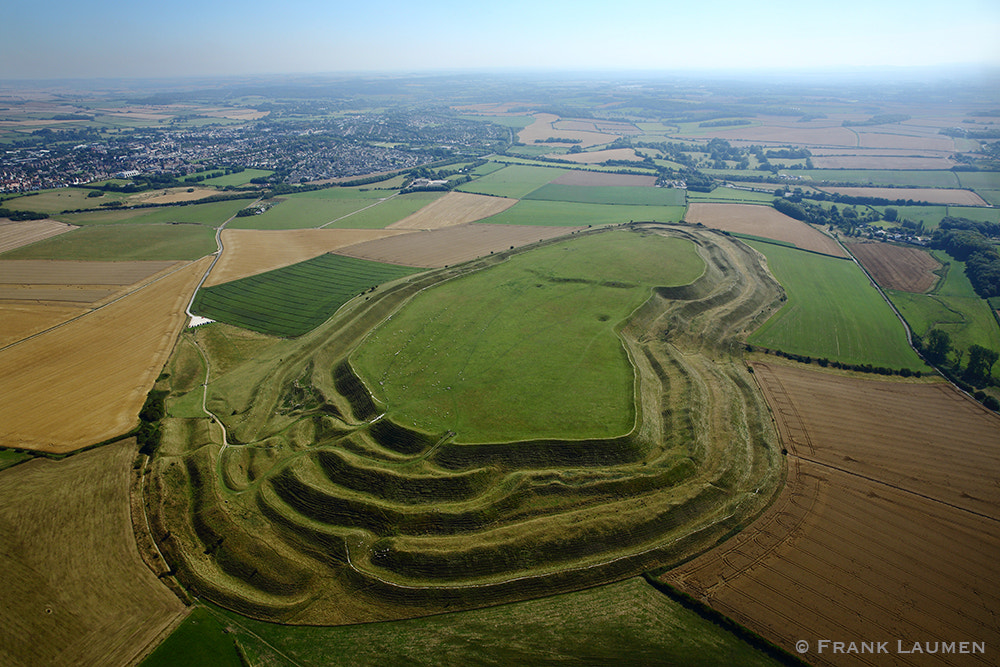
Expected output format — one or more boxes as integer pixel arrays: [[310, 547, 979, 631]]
[[191, 253, 423, 337], [524, 183, 686, 206]]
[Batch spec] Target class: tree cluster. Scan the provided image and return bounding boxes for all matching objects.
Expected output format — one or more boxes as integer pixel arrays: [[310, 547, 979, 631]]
[[931, 221, 1000, 298]]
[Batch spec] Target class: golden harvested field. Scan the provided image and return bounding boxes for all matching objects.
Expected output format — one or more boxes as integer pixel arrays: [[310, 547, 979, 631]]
[[706, 120, 858, 147], [204, 228, 409, 286], [686, 203, 847, 257], [334, 222, 584, 267], [547, 148, 643, 164], [661, 362, 1000, 667], [130, 187, 220, 205], [0, 303, 87, 347], [0, 218, 76, 254], [388, 192, 518, 230], [0, 257, 211, 453], [518, 113, 620, 148], [551, 171, 657, 187], [847, 241, 942, 293], [819, 187, 987, 206], [811, 155, 957, 169], [0, 260, 180, 304], [554, 119, 641, 134], [0, 439, 186, 667]]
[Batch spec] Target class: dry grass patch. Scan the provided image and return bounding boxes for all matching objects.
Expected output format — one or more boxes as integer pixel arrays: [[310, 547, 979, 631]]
[[335, 223, 583, 268], [0, 303, 88, 347], [205, 228, 410, 286], [0, 260, 180, 305], [388, 192, 517, 230], [548, 148, 643, 164], [686, 203, 847, 257], [518, 113, 620, 148], [0, 439, 186, 667], [0, 257, 211, 452], [847, 241, 942, 293], [819, 186, 987, 206], [129, 188, 220, 205], [0, 218, 76, 254], [661, 362, 1000, 667]]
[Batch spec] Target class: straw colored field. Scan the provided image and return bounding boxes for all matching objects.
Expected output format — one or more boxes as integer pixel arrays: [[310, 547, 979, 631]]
[[660, 362, 1000, 667], [131, 187, 220, 205], [819, 186, 987, 206], [549, 148, 643, 164], [387, 192, 517, 230], [205, 229, 409, 286], [0, 303, 87, 347], [551, 171, 656, 187], [518, 113, 619, 148], [0, 218, 75, 253], [0, 439, 186, 667], [811, 154, 956, 170], [705, 120, 857, 147], [0, 257, 210, 452], [554, 119, 641, 135], [846, 241, 942, 293], [334, 222, 583, 267], [0, 259, 180, 304], [686, 203, 846, 257]]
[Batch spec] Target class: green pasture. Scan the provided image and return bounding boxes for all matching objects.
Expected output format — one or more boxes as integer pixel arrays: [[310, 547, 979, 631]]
[[201, 168, 273, 187], [201, 578, 780, 666], [796, 169, 962, 189], [506, 144, 565, 157], [456, 163, 565, 199], [192, 254, 422, 337], [972, 190, 1000, 206], [3, 188, 129, 213], [524, 184, 686, 207], [887, 250, 1000, 381], [954, 171, 1000, 192], [457, 114, 534, 129], [52, 199, 249, 226], [0, 223, 216, 261], [747, 241, 928, 371], [480, 199, 685, 227], [227, 189, 403, 230], [140, 607, 242, 667], [470, 161, 505, 177], [686, 187, 774, 204], [351, 230, 704, 443], [0, 450, 31, 472], [320, 191, 442, 229]]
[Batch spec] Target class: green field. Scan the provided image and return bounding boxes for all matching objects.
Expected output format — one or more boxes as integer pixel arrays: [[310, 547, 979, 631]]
[[52, 199, 250, 226], [352, 230, 704, 442], [3, 188, 130, 213], [456, 164, 565, 198], [686, 187, 775, 204], [747, 241, 928, 371], [0, 223, 217, 261], [0, 450, 31, 472], [140, 607, 242, 667], [524, 184, 686, 206], [480, 199, 685, 226], [228, 189, 440, 230], [954, 171, 1000, 192], [797, 169, 962, 188], [888, 250, 1000, 381], [192, 253, 423, 337], [201, 168, 273, 187], [198, 578, 780, 666]]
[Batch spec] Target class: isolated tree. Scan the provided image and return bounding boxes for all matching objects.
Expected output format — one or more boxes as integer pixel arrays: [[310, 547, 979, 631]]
[[923, 328, 951, 365], [963, 345, 999, 386], [883, 207, 898, 222]]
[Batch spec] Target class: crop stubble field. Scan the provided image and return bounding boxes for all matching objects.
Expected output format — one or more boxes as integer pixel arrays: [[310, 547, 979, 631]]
[[847, 241, 942, 293], [0, 257, 211, 452], [660, 361, 1000, 667], [0, 218, 75, 253], [686, 203, 847, 257], [386, 191, 517, 230]]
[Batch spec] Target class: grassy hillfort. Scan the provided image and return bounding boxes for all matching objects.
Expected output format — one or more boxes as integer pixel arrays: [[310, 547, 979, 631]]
[[1, 72, 998, 666]]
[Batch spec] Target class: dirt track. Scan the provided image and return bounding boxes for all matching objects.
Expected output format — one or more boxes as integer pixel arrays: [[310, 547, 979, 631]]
[[661, 362, 1000, 667]]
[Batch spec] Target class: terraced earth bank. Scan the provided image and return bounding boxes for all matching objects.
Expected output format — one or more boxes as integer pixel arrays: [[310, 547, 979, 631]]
[[145, 225, 786, 624]]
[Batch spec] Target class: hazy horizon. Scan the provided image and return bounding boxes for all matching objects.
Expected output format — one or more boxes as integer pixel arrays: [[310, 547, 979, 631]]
[[4, 0, 999, 82]]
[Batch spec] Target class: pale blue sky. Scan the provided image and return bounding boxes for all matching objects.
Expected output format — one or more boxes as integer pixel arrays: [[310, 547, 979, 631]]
[[3, 0, 999, 79]]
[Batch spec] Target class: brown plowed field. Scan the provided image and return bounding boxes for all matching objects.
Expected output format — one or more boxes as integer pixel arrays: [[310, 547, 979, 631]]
[[0, 439, 186, 667], [0, 257, 211, 452], [0, 218, 75, 254], [0, 303, 87, 347], [518, 113, 619, 148], [551, 171, 656, 187], [334, 223, 584, 268], [387, 192, 517, 230], [686, 203, 847, 257], [204, 228, 409, 286], [546, 148, 643, 164], [847, 241, 942, 293], [661, 362, 1000, 667], [820, 187, 987, 206]]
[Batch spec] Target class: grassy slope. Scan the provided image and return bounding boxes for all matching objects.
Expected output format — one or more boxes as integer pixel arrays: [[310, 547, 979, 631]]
[[0, 223, 216, 260], [351, 231, 704, 442], [192, 254, 423, 337], [887, 250, 1000, 381], [747, 240, 927, 370], [479, 199, 685, 226], [203, 578, 780, 667], [140, 608, 242, 667], [456, 164, 565, 198]]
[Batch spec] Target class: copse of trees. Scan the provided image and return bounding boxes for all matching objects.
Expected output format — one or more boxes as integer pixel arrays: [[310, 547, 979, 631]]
[[931, 219, 1000, 299]]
